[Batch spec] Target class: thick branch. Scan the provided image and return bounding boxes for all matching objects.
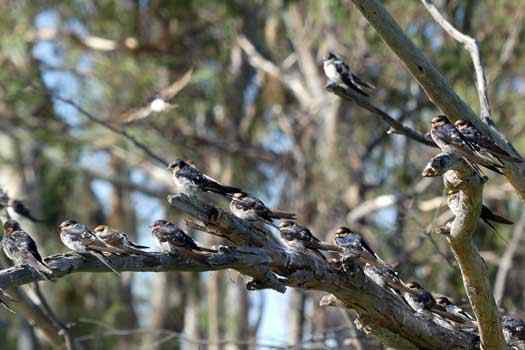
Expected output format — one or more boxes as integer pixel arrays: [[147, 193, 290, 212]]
[[0, 193, 478, 349], [423, 153, 505, 350], [348, 0, 525, 200]]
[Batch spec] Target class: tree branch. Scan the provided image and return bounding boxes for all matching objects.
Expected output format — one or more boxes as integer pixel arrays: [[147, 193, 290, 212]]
[[348, 0, 525, 200], [420, 0, 491, 122], [422, 152, 506, 349], [326, 84, 436, 147], [0, 193, 480, 349]]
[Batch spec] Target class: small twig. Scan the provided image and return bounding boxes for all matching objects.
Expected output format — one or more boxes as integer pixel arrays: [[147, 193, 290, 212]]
[[493, 209, 525, 305], [33, 282, 78, 350], [421, 0, 491, 122], [52, 95, 169, 167], [326, 84, 436, 147]]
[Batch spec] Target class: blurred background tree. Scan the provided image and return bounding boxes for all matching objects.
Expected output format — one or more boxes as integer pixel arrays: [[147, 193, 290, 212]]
[[0, 0, 523, 348]]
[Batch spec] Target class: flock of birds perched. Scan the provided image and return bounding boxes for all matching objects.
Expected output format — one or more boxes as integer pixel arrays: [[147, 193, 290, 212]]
[[0, 52, 524, 343]]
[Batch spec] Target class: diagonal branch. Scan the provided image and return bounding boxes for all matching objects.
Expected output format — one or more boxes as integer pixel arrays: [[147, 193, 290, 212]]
[[348, 0, 525, 201], [326, 84, 436, 147], [420, 0, 491, 122]]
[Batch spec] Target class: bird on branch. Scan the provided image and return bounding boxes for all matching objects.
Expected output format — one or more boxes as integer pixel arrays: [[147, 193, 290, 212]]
[[151, 219, 216, 255], [333, 227, 383, 266], [230, 192, 296, 227], [435, 296, 475, 323], [0, 189, 43, 223], [454, 119, 523, 163], [58, 220, 122, 275], [93, 225, 152, 256], [278, 221, 329, 260], [2, 220, 52, 281], [429, 115, 504, 175], [322, 52, 374, 97], [168, 159, 242, 198]]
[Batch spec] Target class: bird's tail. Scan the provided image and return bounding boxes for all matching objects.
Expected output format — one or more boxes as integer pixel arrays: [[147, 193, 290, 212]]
[[129, 242, 150, 250], [88, 250, 120, 276], [195, 246, 217, 253], [122, 245, 155, 257], [309, 242, 343, 253], [481, 205, 514, 225], [269, 211, 297, 220], [205, 182, 242, 197], [26, 255, 52, 281]]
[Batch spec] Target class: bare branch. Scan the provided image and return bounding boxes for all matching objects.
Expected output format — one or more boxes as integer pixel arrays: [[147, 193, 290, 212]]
[[420, 0, 491, 122], [493, 210, 525, 305], [348, 0, 525, 201], [0, 193, 479, 350], [52, 95, 169, 167], [326, 84, 436, 147], [423, 152, 506, 349]]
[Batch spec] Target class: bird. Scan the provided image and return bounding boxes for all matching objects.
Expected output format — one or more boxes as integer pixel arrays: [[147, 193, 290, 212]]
[[0, 189, 43, 223], [93, 225, 151, 256], [278, 221, 337, 260], [502, 315, 525, 341], [150, 219, 216, 254], [333, 227, 383, 266], [230, 192, 296, 226], [58, 220, 122, 275], [363, 264, 407, 296], [168, 159, 242, 198], [1, 220, 52, 281], [429, 115, 504, 175], [323, 52, 374, 97], [454, 119, 522, 163], [7, 199, 43, 223], [403, 281, 439, 315], [435, 296, 475, 323], [480, 204, 513, 230]]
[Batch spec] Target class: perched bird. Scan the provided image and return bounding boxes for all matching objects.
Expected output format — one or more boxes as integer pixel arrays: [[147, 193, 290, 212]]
[[435, 296, 474, 323], [333, 227, 382, 265], [58, 220, 121, 275], [323, 52, 374, 97], [480, 204, 513, 230], [429, 115, 503, 175], [403, 281, 439, 315], [168, 159, 242, 198], [363, 264, 406, 296], [2, 220, 52, 281], [278, 221, 336, 260], [93, 225, 151, 256], [150, 220, 216, 254], [7, 199, 43, 223], [230, 192, 296, 226], [455, 119, 522, 163], [502, 315, 525, 341]]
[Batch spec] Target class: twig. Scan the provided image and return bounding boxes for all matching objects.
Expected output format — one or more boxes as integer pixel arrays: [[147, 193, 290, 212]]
[[326, 84, 436, 147], [493, 210, 525, 306], [52, 95, 169, 167], [33, 282, 78, 350], [420, 0, 491, 122]]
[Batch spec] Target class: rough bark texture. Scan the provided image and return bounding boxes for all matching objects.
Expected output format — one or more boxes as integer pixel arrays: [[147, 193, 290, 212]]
[[423, 153, 506, 350], [0, 193, 479, 350]]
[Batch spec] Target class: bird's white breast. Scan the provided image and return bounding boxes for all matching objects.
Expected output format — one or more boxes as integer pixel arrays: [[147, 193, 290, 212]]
[[323, 61, 341, 82]]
